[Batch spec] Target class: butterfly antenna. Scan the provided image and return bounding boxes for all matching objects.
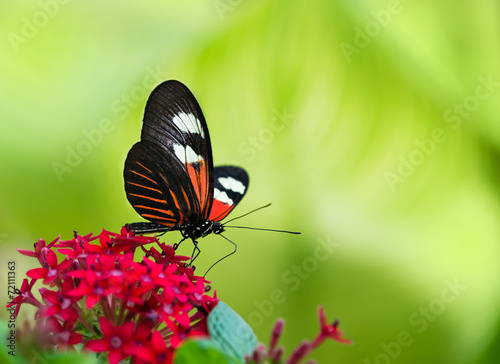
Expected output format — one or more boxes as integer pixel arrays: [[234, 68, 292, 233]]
[[203, 234, 238, 277], [223, 203, 272, 225], [224, 225, 301, 234]]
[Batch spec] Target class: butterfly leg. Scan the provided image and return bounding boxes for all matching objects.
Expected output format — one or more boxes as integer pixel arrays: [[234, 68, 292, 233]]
[[189, 239, 201, 266], [173, 236, 188, 251]]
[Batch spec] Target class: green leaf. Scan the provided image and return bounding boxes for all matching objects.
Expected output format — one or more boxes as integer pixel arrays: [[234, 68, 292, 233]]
[[32, 351, 97, 364], [208, 301, 258, 361], [175, 339, 240, 364]]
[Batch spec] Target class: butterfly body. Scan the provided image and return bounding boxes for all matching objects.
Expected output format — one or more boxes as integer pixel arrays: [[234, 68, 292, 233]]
[[124, 80, 249, 256], [182, 219, 224, 240]]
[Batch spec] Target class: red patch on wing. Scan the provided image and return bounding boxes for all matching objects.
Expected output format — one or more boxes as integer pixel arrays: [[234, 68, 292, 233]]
[[209, 199, 233, 222], [186, 160, 209, 216]]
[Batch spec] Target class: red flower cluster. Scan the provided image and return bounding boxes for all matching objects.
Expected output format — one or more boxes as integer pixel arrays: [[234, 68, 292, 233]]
[[8, 226, 217, 364]]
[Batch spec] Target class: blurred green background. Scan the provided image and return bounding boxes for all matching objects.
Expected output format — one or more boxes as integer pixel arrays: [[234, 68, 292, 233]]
[[1, 1, 500, 363]]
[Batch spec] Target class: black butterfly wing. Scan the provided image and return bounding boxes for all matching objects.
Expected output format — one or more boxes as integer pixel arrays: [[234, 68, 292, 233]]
[[124, 80, 214, 227], [209, 166, 249, 222], [124, 141, 194, 226]]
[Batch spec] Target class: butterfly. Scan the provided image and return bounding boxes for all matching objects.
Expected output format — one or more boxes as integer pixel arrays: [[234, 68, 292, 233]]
[[123, 80, 249, 260]]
